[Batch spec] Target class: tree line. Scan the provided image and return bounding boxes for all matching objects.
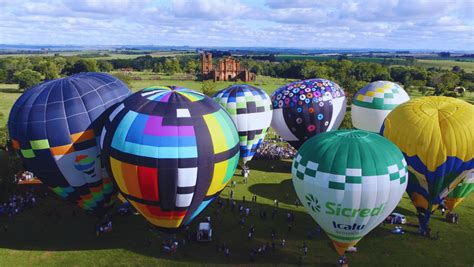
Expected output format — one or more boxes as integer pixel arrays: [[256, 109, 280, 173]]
[[0, 54, 473, 97]]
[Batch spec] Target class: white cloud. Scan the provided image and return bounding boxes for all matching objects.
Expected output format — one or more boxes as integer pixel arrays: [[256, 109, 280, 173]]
[[0, 0, 472, 50], [173, 0, 251, 20]]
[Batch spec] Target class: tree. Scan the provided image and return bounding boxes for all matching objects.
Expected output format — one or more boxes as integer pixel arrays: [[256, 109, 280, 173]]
[[370, 64, 390, 81], [0, 69, 7, 83], [98, 61, 114, 72], [303, 65, 331, 80], [152, 62, 162, 73], [65, 59, 99, 75], [163, 58, 181, 75], [430, 72, 460, 95], [184, 60, 198, 74], [14, 69, 42, 91], [339, 111, 353, 129], [351, 63, 375, 81], [33, 60, 60, 80]]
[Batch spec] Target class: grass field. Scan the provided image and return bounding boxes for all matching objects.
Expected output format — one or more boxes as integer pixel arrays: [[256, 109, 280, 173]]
[[0, 160, 473, 266], [0, 83, 20, 127], [0, 73, 473, 266], [275, 55, 408, 64], [416, 59, 474, 72]]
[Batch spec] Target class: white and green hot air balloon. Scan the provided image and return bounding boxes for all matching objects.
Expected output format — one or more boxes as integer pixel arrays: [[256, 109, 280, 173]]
[[351, 81, 409, 132], [292, 129, 408, 255], [213, 84, 273, 167]]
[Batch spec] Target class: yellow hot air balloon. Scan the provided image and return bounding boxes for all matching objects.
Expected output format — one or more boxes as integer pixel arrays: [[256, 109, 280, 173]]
[[381, 96, 474, 232]]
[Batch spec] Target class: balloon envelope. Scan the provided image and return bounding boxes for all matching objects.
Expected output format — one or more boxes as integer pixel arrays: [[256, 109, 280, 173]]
[[352, 81, 409, 132], [271, 78, 346, 149], [8, 72, 131, 215], [445, 171, 474, 211], [100, 86, 240, 229], [292, 130, 407, 255], [381, 96, 474, 231], [213, 84, 272, 165]]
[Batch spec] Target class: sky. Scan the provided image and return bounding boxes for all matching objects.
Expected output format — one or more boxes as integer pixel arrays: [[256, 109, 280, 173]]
[[0, 0, 473, 50]]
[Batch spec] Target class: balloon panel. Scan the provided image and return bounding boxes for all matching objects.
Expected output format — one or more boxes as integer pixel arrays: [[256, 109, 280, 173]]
[[271, 79, 346, 149], [101, 86, 240, 229], [213, 84, 272, 164], [8, 72, 131, 215], [445, 171, 474, 211]]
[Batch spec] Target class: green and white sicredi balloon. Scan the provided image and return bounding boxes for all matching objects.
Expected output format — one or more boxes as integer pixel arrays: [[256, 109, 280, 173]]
[[292, 129, 408, 255]]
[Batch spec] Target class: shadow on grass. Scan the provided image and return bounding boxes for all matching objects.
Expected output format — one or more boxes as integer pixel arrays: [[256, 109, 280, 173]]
[[248, 179, 299, 206], [248, 159, 293, 173], [393, 206, 417, 217], [0, 194, 343, 265], [0, 87, 20, 94]]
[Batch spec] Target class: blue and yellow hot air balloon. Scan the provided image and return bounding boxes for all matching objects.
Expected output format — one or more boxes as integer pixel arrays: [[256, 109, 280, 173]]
[[381, 96, 474, 232], [8, 72, 131, 216], [100, 86, 239, 229]]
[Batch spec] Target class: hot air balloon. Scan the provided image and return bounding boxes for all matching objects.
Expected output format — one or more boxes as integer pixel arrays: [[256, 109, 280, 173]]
[[8, 72, 131, 216], [352, 81, 409, 132], [292, 130, 407, 256], [445, 171, 474, 212], [213, 84, 272, 168], [100, 86, 239, 229], [381, 96, 474, 233], [271, 78, 346, 149]]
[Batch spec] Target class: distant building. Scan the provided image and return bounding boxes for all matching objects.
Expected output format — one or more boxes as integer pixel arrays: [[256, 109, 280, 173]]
[[200, 52, 256, 82]]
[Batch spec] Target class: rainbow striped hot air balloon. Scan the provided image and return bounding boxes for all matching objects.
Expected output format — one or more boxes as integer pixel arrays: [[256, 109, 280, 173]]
[[381, 96, 474, 232], [100, 86, 239, 229], [8, 72, 131, 216]]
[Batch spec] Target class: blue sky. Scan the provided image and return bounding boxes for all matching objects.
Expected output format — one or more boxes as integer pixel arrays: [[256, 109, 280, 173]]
[[0, 0, 473, 50]]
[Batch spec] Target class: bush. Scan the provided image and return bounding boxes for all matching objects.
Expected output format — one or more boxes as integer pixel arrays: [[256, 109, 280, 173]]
[[14, 69, 42, 91], [0, 126, 7, 150], [443, 91, 458, 98], [339, 110, 354, 129], [201, 80, 217, 96]]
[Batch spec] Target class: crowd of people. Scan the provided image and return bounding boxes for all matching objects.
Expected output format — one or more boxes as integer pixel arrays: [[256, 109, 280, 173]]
[[0, 190, 37, 218], [254, 140, 297, 160], [203, 189, 322, 265]]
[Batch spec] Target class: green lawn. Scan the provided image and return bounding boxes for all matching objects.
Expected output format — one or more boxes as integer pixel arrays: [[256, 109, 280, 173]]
[[0, 160, 473, 266], [0, 74, 473, 265], [416, 59, 474, 72], [0, 83, 20, 127]]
